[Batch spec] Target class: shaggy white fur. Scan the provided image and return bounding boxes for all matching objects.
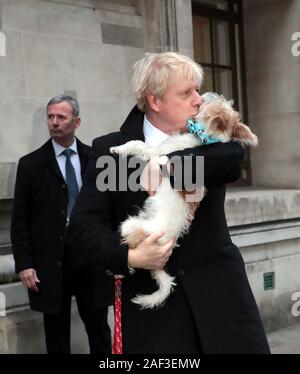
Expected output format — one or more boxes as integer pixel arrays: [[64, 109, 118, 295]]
[[110, 93, 258, 309]]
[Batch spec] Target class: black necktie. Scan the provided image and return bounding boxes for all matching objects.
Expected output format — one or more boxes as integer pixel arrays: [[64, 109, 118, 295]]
[[62, 148, 79, 217]]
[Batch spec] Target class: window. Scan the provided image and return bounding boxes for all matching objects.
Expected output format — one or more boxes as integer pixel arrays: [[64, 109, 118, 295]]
[[192, 0, 251, 185]]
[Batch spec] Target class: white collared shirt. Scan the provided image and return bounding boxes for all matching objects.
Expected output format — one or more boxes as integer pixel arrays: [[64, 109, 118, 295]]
[[143, 115, 170, 146], [51, 138, 83, 191]]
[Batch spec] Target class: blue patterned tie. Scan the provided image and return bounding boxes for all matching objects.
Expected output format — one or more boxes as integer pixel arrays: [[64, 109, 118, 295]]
[[62, 148, 79, 217]]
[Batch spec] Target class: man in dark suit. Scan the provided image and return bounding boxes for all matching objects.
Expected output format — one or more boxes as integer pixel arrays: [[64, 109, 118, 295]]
[[11, 95, 112, 354], [67, 53, 270, 354]]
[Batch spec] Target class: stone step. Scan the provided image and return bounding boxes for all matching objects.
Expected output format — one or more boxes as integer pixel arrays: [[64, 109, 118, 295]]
[[0, 244, 11, 256], [0, 254, 18, 284], [0, 281, 27, 315], [0, 163, 16, 200], [226, 188, 300, 226]]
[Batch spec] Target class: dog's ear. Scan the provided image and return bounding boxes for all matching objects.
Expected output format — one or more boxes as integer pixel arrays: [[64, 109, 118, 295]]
[[210, 115, 229, 133], [232, 123, 258, 146]]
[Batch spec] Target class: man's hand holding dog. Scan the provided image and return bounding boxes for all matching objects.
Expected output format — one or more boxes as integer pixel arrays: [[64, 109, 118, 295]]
[[128, 232, 175, 270]]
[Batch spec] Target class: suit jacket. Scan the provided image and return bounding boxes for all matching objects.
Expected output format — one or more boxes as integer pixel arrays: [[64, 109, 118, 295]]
[[11, 138, 113, 314], [67, 106, 270, 353]]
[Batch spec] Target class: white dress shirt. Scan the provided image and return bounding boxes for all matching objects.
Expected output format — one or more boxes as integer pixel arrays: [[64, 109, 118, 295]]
[[143, 115, 170, 146]]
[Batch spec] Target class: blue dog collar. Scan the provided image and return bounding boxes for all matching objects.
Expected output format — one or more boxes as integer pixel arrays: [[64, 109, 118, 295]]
[[186, 118, 220, 145]]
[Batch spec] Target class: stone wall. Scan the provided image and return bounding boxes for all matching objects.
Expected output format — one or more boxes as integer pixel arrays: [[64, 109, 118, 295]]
[[0, 0, 144, 200], [1, 0, 300, 353], [227, 188, 300, 332], [0, 0, 144, 353], [243, 0, 300, 189], [242, 0, 300, 330]]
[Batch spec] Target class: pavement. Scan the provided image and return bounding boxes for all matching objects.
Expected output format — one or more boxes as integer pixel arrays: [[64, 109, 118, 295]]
[[110, 306, 300, 354], [110, 307, 300, 354], [267, 322, 300, 354]]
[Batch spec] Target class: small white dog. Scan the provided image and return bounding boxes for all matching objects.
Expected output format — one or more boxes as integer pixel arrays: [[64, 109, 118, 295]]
[[110, 93, 258, 309]]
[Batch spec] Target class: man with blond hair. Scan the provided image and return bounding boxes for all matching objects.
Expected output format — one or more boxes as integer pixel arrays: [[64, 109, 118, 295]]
[[67, 53, 270, 354]]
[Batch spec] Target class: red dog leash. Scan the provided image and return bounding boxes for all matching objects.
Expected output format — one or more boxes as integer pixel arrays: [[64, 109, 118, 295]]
[[112, 277, 123, 354]]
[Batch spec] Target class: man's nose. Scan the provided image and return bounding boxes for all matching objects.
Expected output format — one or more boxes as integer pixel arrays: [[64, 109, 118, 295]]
[[193, 92, 203, 108], [50, 115, 59, 124]]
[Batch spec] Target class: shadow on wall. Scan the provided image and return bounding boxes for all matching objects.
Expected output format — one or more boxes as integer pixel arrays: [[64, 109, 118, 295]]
[[30, 105, 49, 151]]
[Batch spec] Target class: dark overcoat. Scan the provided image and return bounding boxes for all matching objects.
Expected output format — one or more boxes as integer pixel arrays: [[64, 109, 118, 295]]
[[67, 106, 270, 354], [11, 138, 113, 314]]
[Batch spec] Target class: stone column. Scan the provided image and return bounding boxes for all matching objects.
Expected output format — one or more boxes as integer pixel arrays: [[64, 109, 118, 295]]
[[139, 0, 194, 57]]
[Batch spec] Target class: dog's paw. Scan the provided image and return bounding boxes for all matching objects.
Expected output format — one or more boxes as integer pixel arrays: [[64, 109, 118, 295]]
[[110, 143, 133, 156], [110, 145, 127, 155], [109, 146, 119, 155]]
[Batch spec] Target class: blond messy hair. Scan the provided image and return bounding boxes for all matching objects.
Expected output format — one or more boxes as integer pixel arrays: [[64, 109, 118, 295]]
[[132, 52, 204, 112]]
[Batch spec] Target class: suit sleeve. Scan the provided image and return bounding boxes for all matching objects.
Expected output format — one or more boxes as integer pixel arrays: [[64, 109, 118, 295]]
[[66, 139, 129, 275], [10, 158, 34, 273], [167, 141, 245, 188]]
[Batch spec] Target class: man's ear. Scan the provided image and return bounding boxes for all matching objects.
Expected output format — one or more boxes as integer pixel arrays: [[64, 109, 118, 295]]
[[74, 116, 81, 129], [147, 94, 160, 113]]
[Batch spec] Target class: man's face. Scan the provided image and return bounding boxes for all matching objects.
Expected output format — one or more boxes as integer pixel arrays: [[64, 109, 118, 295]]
[[155, 78, 203, 133], [47, 101, 80, 146]]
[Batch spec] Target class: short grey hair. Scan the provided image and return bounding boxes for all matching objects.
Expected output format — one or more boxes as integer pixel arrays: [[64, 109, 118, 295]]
[[132, 52, 204, 112], [47, 95, 80, 117]]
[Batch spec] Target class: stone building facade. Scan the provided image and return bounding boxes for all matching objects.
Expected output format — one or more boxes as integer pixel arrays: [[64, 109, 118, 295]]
[[0, 0, 299, 352]]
